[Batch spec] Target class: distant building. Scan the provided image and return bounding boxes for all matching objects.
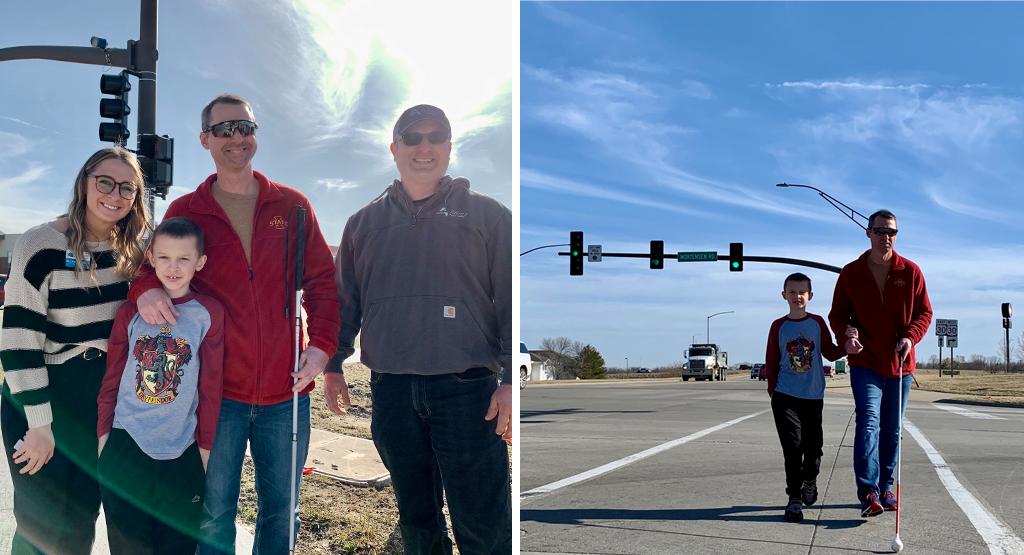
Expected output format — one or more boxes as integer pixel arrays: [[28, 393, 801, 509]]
[[528, 350, 576, 381], [0, 230, 22, 275]]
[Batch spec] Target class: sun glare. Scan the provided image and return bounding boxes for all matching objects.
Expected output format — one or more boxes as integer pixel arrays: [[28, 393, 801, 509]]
[[293, 0, 515, 148]]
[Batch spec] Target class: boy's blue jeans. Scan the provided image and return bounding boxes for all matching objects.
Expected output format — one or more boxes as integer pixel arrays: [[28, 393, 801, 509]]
[[850, 366, 911, 503], [370, 367, 512, 555], [199, 395, 311, 555]]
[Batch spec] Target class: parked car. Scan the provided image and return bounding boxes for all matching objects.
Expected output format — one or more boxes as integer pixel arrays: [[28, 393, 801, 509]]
[[520, 342, 532, 389], [0, 273, 7, 307], [824, 365, 835, 377]]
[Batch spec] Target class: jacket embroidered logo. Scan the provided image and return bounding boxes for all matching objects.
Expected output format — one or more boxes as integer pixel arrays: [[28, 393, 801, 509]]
[[270, 216, 288, 230], [894, 278, 906, 288], [436, 207, 467, 218]]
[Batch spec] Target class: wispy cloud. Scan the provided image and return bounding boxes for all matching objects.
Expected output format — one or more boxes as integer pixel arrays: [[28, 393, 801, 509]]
[[521, 168, 705, 217], [314, 177, 361, 191], [0, 164, 50, 190], [533, 3, 628, 42], [0, 131, 35, 160], [770, 80, 929, 92]]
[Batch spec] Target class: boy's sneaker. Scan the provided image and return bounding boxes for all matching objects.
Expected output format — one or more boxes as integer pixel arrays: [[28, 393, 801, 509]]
[[784, 498, 804, 522], [882, 490, 898, 511], [861, 491, 884, 517], [800, 480, 818, 506]]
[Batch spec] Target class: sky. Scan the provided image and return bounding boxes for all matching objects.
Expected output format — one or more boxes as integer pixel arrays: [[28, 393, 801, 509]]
[[0, 0, 515, 246], [521, 2, 1024, 369]]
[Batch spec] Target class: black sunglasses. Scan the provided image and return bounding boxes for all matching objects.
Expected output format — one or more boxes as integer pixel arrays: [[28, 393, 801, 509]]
[[399, 130, 449, 146], [204, 120, 258, 138], [871, 227, 898, 237], [90, 174, 139, 200]]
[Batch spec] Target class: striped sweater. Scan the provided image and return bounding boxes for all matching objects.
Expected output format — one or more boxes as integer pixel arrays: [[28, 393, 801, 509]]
[[0, 223, 128, 429]]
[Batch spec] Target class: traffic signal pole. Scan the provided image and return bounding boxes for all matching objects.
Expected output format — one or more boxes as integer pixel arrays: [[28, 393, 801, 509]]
[[0, 0, 167, 219], [558, 248, 842, 274]]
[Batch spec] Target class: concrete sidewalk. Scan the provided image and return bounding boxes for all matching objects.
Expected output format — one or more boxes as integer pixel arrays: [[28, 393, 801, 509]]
[[0, 425, 387, 553]]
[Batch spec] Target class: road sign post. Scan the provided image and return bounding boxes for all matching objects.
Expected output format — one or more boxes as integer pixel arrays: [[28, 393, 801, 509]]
[[935, 319, 958, 377]]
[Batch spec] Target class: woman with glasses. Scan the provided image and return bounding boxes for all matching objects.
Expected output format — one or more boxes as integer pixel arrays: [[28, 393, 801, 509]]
[[0, 146, 150, 554]]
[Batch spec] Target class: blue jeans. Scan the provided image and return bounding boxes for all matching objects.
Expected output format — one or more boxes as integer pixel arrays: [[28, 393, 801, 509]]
[[850, 366, 911, 503], [371, 368, 512, 555], [199, 395, 310, 555]]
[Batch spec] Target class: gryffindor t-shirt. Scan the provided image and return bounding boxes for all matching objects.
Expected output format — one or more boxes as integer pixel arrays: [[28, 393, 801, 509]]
[[764, 313, 844, 400], [97, 293, 224, 460]]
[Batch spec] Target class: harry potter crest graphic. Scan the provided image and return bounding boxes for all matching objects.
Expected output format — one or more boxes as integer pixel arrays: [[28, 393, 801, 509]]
[[132, 326, 193, 405], [786, 336, 815, 373]]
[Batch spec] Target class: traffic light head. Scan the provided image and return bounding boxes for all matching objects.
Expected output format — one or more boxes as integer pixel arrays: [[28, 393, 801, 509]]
[[729, 242, 743, 272], [99, 71, 131, 144], [570, 231, 583, 276], [650, 240, 664, 270]]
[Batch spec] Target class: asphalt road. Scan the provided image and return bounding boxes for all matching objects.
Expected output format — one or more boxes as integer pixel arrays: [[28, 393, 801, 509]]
[[520, 376, 1024, 555]]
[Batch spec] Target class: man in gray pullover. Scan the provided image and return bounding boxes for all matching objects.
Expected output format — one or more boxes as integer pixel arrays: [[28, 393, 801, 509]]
[[326, 104, 512, 554]]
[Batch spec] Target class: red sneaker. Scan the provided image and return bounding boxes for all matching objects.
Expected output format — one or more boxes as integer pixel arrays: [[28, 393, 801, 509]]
[[882, 490, 898, 511], [861, 491, 884, 517]]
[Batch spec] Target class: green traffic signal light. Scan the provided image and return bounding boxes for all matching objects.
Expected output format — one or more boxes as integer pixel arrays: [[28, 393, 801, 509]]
[[731, 261, 739, 269], [570, 231, 584, 275], [650, 240, 664, 270]]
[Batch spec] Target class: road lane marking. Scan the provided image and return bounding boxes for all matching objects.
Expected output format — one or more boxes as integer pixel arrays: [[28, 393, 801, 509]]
[[904, 420, 1024, 554], [932, 403, 1006, 420], [520, 410, 769, 502]]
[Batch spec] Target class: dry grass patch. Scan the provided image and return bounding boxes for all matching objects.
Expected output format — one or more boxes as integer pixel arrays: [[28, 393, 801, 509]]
[[914, 369, 1024, 406]]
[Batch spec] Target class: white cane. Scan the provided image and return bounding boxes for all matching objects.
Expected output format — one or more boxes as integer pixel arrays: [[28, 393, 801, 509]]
[[892, 348, 905, 553], [288, 205, 307, 554]]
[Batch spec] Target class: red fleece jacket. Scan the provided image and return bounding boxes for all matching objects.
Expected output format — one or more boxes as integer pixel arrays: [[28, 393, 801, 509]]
[[828, 250, 932, 378], [129, 172, 340, 405]]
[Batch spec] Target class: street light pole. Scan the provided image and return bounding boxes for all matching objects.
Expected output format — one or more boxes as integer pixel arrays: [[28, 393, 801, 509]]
[[625, 357, 629, 372], [706, 311, 735, 344], [775, 183, 868, 230]]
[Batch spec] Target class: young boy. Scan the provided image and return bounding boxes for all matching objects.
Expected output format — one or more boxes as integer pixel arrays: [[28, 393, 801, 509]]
[[765, 272, 846, 523], [97, 217, 224, 554]]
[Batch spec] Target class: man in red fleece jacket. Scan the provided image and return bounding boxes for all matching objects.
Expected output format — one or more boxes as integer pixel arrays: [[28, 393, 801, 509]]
[[829, 209, 932, 518], [130, 94, 340, 554]]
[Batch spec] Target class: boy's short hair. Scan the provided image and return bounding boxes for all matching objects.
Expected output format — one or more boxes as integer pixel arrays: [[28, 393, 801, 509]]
[[868, 209, 897, 228], [153, 217, 206, 254], [784, 272, 812, 291]]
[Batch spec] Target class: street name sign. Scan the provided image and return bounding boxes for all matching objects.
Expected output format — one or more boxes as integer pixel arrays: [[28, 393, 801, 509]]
[[677, 251, 717, 262]]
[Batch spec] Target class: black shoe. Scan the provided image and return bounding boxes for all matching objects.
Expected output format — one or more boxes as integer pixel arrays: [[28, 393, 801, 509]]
[[784, 498, 804, 522], [801, 480, 818, 506]]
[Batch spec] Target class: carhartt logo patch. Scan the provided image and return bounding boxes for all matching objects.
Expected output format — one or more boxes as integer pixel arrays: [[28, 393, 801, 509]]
[[444, 306, 456, 318], [270, 216, 288, 230]]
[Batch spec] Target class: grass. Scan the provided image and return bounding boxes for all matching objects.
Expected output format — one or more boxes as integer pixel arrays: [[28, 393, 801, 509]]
[[913, 368, 1024, 406]]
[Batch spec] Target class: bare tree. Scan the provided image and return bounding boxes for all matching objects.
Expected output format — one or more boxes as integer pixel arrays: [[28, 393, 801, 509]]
[[541, 336, 584, 358]]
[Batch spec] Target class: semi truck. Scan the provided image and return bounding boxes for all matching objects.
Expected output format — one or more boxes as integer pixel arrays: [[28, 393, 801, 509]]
[[682, 343, 728, 381]]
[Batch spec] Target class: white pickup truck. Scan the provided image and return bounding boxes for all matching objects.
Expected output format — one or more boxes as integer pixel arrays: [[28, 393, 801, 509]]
[[520, 342, 532, 389]]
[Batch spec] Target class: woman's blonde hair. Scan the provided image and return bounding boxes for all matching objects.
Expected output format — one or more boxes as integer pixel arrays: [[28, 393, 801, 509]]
[[65, 147, 151, 280]]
